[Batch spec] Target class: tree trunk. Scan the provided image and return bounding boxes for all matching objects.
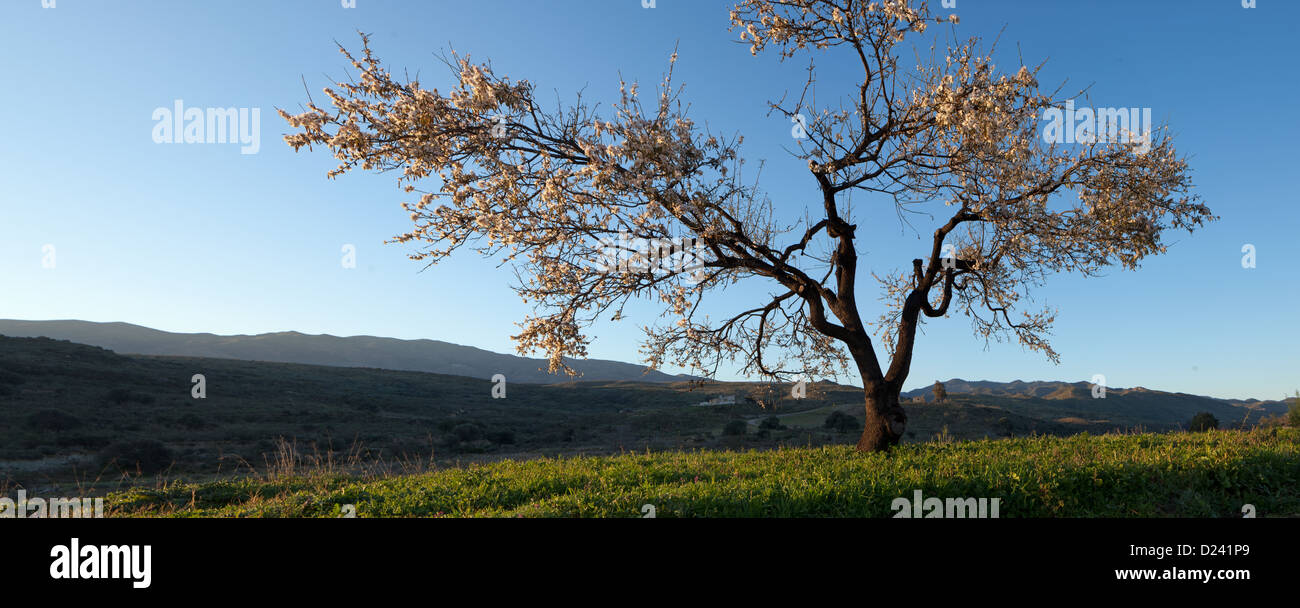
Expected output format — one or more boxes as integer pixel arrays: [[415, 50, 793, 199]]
[[856, 385, 907, 452]]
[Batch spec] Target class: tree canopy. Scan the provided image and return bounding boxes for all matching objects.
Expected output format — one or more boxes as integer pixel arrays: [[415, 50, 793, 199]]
[[281, 0, 1214, 450]]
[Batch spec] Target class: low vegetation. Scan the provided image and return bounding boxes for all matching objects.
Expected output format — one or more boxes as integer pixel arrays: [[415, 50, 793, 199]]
[[1189, 412, 1219, 432], [106, 427, 1300, 518]]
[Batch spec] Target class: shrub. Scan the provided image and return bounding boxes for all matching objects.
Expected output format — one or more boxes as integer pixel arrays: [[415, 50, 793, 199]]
[[343, 393, 379, 412], [1288, 392, 1300, 427], [98, 440, 174, 474], [487, 430, 516, 445], [458, 439, 494, 453], [55, 433, 111, 449], [178, 413, 206, 430], [823, 410, 859, 433], [26, 409, 83, 432], [452, 423, 483, 442], [1189, 412, 1219, 432], [758, 416, 784, 430], [722, 420, 747, 436], [105, 388, 133, 405], [104, 388, 156, 406]]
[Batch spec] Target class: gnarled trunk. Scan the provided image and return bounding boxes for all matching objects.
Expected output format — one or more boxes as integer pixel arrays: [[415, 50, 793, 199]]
[[856, 386, 907, 452]]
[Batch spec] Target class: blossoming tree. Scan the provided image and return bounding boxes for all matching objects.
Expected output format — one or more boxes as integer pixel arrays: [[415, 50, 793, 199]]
[[282, 0, 1213, 451]]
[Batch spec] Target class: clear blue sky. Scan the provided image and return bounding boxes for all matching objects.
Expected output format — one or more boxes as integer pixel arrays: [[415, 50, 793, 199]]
[[1, 0, 1295, 400]]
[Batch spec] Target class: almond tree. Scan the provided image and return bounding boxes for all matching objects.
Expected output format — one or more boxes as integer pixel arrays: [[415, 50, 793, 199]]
[[281, 0, 1213, 452]]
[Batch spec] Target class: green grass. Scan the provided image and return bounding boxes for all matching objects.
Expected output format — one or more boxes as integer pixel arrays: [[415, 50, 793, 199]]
[[105, 427, 1300, 518]]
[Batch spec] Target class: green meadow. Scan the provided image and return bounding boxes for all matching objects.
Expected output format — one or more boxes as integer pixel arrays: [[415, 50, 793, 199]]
[[106, 427, 1300, 518]]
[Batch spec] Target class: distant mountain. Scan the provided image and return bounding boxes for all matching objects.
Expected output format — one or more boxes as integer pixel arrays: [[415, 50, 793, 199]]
[[0, 319, 694, 384], [902, 378, 1290, 429], [1, 320, 1285, 426], [902, 378, 1271, 404], [904, 379, 1116, 401]]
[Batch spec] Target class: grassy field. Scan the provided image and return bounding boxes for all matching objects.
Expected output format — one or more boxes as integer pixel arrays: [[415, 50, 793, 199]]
[[105, 427, 1300, 518]]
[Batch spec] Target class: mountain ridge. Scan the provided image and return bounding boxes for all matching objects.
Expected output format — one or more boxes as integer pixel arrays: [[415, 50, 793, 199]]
[[0, 319, 696, 385], [0, 320, 1283, 408], [901, 378, 1271, 407]]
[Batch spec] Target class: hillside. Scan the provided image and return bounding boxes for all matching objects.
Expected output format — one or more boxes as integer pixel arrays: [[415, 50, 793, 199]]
[[0, 335, 849, 494], [902, 379, 1287, 429], [0, 319, 693, 384], [1, 335, 1289, 497]]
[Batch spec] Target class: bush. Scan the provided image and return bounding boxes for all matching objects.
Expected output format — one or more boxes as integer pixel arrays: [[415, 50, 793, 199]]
[[457, 439, 494, 453], [178, 412, 206, 430], [932, 381, 947, 403], [343, 393, 379, 412], [1189, 412, 1219, 432], [0, 369, 25, 385], [487, 430, 516, 445], [26, 409, 83, 432], [452, 423, 483, 442], [104, 388, 156, 406], [759, 416, 784, 430], [98, 440, 174, 474], [722, 420, 747, 436], [1288, 392, 1300, 427], [105, 388, 133, 405], [55, 433, 111, 449], [823, 410, 859, 433]]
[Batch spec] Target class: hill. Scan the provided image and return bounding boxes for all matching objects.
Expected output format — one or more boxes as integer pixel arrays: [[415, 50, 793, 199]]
[[0, 335, 1289, 496], [0, 335, 850, 494], [903, 379, 1287, 429], [0, 319, 693, 384]]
